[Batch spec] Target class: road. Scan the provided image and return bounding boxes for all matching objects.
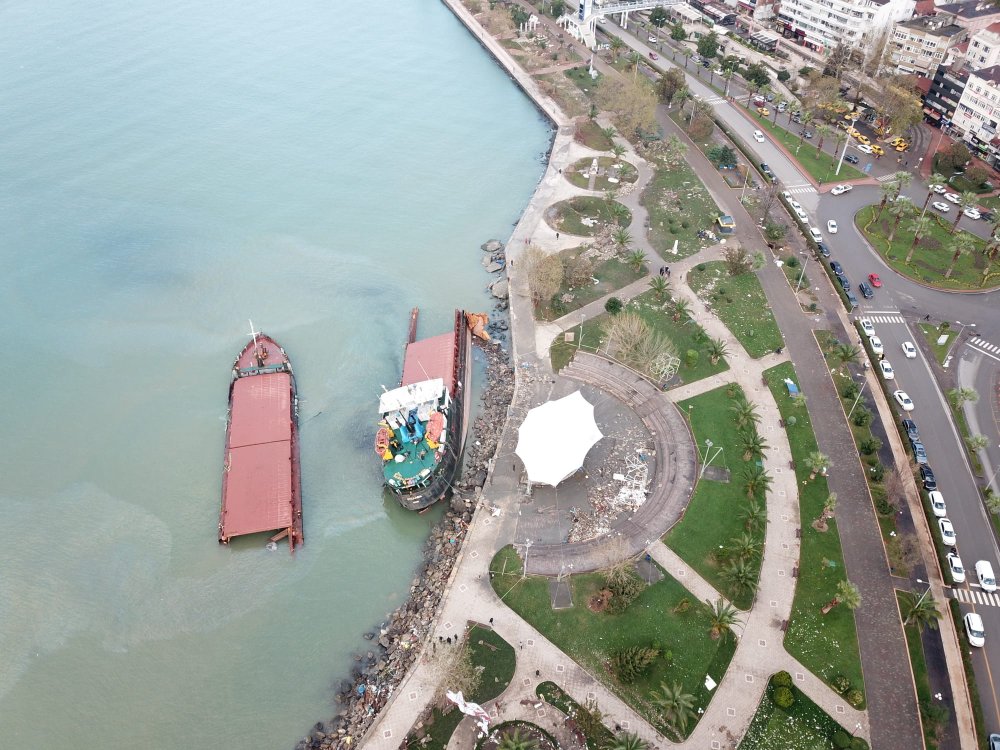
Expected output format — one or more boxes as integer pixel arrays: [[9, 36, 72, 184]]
[[606, 16, 1000, 738]]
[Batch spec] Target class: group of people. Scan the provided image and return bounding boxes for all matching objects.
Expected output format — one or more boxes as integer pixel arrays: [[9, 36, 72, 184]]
[[659, 265, 671, 277]]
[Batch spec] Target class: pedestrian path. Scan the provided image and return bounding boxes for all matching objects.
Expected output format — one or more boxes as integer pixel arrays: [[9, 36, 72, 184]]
[[950, 586, 1000, 607]]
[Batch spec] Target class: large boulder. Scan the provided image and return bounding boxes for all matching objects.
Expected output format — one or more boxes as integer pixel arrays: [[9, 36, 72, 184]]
[[489, 279, 509, 299], [481, 239, 504, 253]]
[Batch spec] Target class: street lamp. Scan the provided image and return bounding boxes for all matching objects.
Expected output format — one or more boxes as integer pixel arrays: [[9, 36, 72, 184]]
[[947, 320, 976, 358], [985, 446, 1000, 494], [795, 251, 809, 293], [847, 375, 869, 420], [835, 117, 858, 177]]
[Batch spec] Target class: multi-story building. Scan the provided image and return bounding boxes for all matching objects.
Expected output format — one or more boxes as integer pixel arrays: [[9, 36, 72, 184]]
[[776, 0, 917, 55], [952, 64, 1000, 163], [890, 15, 966, 76], [963, 22, 1000, 69], [924, 63, 969, 125], [937, 2, 1000, 36]]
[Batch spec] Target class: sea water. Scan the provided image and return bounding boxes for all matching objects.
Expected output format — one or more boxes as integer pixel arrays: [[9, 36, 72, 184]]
[[0, 1, 550, 746]]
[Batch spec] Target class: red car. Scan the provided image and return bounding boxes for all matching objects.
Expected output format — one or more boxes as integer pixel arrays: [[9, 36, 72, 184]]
[[648, 51, 658, 60], [868, 273, 882, 288]]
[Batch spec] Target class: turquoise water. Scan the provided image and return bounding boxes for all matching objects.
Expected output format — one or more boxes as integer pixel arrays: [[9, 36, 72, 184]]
[[0, 1, 550, 747]]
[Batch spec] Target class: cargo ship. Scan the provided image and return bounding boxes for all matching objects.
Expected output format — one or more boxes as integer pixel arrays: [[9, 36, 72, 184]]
[[219, 324, 303, 551], [375, 309, 487, 511]]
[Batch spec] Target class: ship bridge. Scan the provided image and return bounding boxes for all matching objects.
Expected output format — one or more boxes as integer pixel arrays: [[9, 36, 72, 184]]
[[559, 0, 683, 49]]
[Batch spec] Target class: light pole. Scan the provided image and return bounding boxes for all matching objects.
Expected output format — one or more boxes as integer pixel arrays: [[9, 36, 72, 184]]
[[847, 375, 869, 420], [947, 320, 976, 358], [835, 117, 858, 177], [985, 446, 1000, 493], [795, 251, 809, 293]]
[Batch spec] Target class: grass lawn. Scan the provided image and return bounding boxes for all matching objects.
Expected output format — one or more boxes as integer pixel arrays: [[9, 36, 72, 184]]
[[751, 113, 865, 184], [897, 591, 945, 749], [665, 383, 764, 610], [974, 193, 1000, 211], [740, 682, 869, 750], [688, 262, 784, 357], [536, 247, 646, 321], [764, 362, 866, 706], [411, 624, 517, 748], [536, 682, 615, 750], [536, 72, 589, 119], [856, 204, 998, 290], [547, 196, 631, 237], [565, 156, 638, 191], [917, 322, 953, 364], [548, 290, 731, 387], [642, 152, 720, 259], [489, 546, 737, 740], [573, 114, 614, 151]]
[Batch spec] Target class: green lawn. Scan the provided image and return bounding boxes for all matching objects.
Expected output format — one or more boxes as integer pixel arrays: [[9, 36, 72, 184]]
[[565, 156, 638, 191], [897, 591, 945, 750], [917, 322, 953, 364], [688, 262, 784, 357], [536, 247, 646, 322], [642, 152, 721, 259], [572, 113, 614, 151], [740, 681, 869, 750], [665, 383, 764, 610], [751, 113, 865, 184], [547, 196, 631, 237], [490, 546, 737, 740], [548, 290, 731, 387], [856, 204, 998, 290], [764, 362, 866, 706], [410, 624, 517, 748]]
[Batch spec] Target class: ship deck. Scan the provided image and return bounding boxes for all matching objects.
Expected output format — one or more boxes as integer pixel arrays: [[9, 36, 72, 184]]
[[383, 428, 440, 484]]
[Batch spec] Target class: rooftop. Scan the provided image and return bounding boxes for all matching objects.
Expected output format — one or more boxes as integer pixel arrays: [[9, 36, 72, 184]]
[[898, 15, 965, 36], [972, 63, 1000, 83], [939, 2, 1000, 21]]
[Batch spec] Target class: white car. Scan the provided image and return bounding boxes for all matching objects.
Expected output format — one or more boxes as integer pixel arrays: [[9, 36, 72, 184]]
[[857, 144, 873, 154], [948, 552, 967, 584], [977, 560, 997, 592], [827, 219, 839, 233], [809, 226, 823, 242], [831, 184, 853, 196], [901, 341, 917, 359], [648, 35, 658, 42], [945, 192, 962, 204], [939, 517, 957, 546], [795, 206, 808, 221], [965, 207, 982, 220], [753, 130, 765, 143], [965, 612, 986, 648], [860, 318, 876, 337], [893, 389, 914, 411], [879, 360, 895, 380], [932, 201, 950, 213], [932, 184, 948, 194], [870, 336, 884, 355], [929, 491, 947, 518]]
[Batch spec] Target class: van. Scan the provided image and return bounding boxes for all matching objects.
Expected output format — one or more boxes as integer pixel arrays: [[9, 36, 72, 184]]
[[809, 226, 823, 242], [977, 560, 997, 592], [845, 291, 859, 309]]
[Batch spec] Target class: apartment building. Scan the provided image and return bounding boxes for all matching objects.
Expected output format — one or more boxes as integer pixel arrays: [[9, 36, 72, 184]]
[[776, 0, 916, 55], [890, 14, 965, 76], [964, 22, 1000, 69], [924, 63, 969, 124], [937, 2, 1000, 36], [952, 64, 1000, 163]]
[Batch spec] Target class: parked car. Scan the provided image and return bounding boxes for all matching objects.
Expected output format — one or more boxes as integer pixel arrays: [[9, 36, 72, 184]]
[[856, 134, 871, 146], [932, 184, 948, 194], [757, 106, 770, 117], [921, 465, 938, 491], [816, 241, 830, 257], [948, 552, 967, 584], [809, 226, 823, 242], [901, 341, 917, 358], [760, 162, 773, 176], [989, 733, 1000, 750], [837, 274, 851, 291], [753, 129, 765, 143], [879, 360, 894, 380], [765, 92, 775, 102], [845, 290, 859, 309], [827, 219, 839, 233], [965, 207, 981, 220], [830, 260, 844, 275], [965, 612, 986, 647], [648, 35, 658, 42], [893, 388, 913, 410], [932, 201, 950, 213], [859, 318, 876, 337], [911, 440, 927, 464], [938, 516, 955, 544], [830, 184, 853, 196], [928, 490, 947, 518], [648, 51, 658, 60], [870, 336, 884, 355], [871, 144, 885, 156], [982, 210, 995, 222], [857, 144, 873, 154], [945, 192, 961, 204], [858, 281, 874, 298], [977, 560, 997, 592], [844, 153, 859, 164], [868, 273, 882, 287], [902, 418, 919, 440]]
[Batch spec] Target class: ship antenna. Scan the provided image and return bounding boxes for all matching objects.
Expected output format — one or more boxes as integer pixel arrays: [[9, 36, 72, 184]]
[[248, 319, 260, 352]]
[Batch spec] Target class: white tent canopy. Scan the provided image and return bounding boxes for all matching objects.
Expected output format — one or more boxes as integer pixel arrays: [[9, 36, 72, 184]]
[[515, 390, 603, 487]]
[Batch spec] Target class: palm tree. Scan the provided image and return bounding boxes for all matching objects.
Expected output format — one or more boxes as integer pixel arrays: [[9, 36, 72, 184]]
[[498, 729, 539, 750], [609, 201, 631, 225], [648, 275, 670, 300], [612, 227, 633, 250], [626, 249, 648, 272], [740, 428, 769, 461], [682, 47, 692, 69], [721, 69, 734, 98], [721, 557, 758, 598], [742, 465, 772, 498], [921, 172, 947, 216], [611, 142, 627, 160], [948, 386, 979, 407], [706, 597, 742, 638], [671, 297, 691, 322], [831, 130, 848, 168], [822, 579, 861, 614], [944, 234, 976, 278], [968, 434, 990, 451], [727, 531, 762, 561], [771, 95, 786, 124], [951, 191, 979, 234], [729, 397, 761, 429], [876, 182, 899, 221], [834, 343, 860, 365], [902, 589, 942, 633], [605, 731, 649, 750], [651, 681, 697, 734], [740, 500, 765, 532], [805, 450, 830, 480], [905, 215, 933, 263], [706, 337, 728, 365], [886, 197, 913, 243], [814, 123, 831, 156], [627, 51, 642, 80], [609, 36, 625, 62], [816, 492, 837, 525]]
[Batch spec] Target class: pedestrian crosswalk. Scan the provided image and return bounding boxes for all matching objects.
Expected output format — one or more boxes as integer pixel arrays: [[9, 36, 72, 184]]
[[703, 95, 725, 106], [784, 184, 816, 196], [876, 173, 898, 183], [969, 337, 1000, 356], [864, 314, 905, 324], [950, 586, 1000, 607]]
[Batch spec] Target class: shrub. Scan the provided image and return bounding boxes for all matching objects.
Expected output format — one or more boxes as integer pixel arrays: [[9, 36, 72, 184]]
[[605, 297, 624, 315], [606, 571, 645, 614], [786, 256, 799, 268], [697, 263, 707, 271], [872, 487, 893, 516], [870, 463, 885, 482], [841, 382, 859, 399], [777, 69, 791, 82], [832, 675, 851, 694], [717, 286, 727, 295], [859, 437, 882, 455], [771, 670, 793, 688], [833, 730, 852, 749], [773, 686, 795, 709], [610, 646, 659, 683], [685, 349, 700, 367], [785, 415, 797, 427], [846, 688, 864, 708], [681, 220, 690, 229], [852, 407, 873, 427], [809, 302, 818, 312], [799, 66, 814, 77]]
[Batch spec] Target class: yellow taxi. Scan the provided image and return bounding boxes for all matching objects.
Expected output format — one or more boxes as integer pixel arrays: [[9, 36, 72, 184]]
[[856, 134, 871, 146], [871, 144, 885, 156], [895, 141, 910, 152], [846, 126, 860, 138], [890, 136, 906, 146], [757, 107, 770, 117]]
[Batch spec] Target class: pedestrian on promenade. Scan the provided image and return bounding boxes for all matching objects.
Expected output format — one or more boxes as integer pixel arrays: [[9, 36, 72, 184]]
[[556, 232, 560, 239], [489, 617, 494, 626], [666, 266, 671, 277]]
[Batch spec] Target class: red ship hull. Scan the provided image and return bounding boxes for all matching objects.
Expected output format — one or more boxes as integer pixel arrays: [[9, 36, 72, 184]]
[[219, 333, 303, 551]]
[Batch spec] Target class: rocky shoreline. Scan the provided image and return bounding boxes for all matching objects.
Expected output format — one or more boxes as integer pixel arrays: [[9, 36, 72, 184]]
[[296, 242, 515, 750]]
